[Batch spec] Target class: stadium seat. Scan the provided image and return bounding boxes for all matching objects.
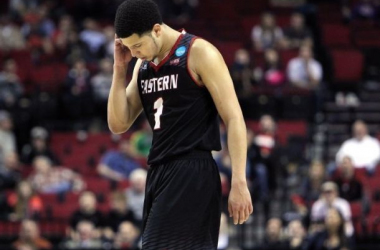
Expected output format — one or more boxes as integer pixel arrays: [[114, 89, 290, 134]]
[[331, 49, 364, 84], [322, 24, 352, 48]]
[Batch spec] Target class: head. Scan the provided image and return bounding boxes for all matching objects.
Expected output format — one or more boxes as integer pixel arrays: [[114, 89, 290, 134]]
[[79, 191, 97, 213], [259, 115, 276, 133], [261, 12, 276, 28], [115, 0, 163, 61], [266, 217, 282, 242], [111, 191, 128, 213], [17, 181, 34, 199], [117, 221, 140, 243], [3, 59, 17, 74], [340, 156, 355, 179], [83, 18, 99, 31], [0, 110, 12, 131], [290, 12, 305, 29], [287, 219, 306, 239], [325, 207, 345, 235], [76, 220, 96, 241], [321, 181, 339, 204], [4, 151, 19, 171], [129, 168, 147, 193], [352, 120, 368, 140], [32, 156, 52, 174], [30, 127, 48, 150], [234, 49, 250, 65], [19, 220, 40, 241], [309, 161, 325, 181], [299, 45, 313, 60], [264, 49, 280, 65], [119, 139, 132, 156], [99, 58, 113, 75], [73, 59, 87, 71]]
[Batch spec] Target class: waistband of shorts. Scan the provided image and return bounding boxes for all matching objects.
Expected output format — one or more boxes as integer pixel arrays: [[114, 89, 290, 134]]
[[153, 149, 213, 165]]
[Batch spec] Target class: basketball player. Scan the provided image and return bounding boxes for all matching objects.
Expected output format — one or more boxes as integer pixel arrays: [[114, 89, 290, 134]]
[[108, 0, 253, 249]]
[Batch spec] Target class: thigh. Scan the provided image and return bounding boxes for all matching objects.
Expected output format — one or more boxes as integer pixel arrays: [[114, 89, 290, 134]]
[[142, 158, 221, 250]]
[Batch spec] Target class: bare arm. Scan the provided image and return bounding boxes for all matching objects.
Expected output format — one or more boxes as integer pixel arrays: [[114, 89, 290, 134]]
[[190, 39, 253, 224], [107, 36, 143, 134], [97, 164, 124, 181]]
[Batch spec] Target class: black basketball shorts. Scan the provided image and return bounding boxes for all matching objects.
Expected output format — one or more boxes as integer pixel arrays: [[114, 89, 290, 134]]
[[141, 150, 222, 250]]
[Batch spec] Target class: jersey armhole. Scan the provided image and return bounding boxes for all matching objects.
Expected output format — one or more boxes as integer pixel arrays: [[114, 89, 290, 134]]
[[187, 37, 204, 88]]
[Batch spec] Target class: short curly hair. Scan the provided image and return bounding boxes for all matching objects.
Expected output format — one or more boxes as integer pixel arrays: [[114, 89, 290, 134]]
[[115, 0, 163, 38]]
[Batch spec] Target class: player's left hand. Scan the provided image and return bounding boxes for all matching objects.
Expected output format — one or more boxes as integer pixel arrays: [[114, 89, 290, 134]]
[[228, 179, 253, 225]]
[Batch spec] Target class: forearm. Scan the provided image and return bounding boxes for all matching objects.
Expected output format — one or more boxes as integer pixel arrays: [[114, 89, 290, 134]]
[[226, 116, 247, 183], [108, 66, 129, 133]]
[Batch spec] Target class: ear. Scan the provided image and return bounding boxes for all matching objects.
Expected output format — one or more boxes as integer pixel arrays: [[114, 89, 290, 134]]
[[152, 24, 162, 38]]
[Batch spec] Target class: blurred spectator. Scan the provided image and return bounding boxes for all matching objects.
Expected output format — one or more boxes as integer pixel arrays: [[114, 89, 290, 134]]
[[254, 49, 286, 87], [285, 219, 307, 250], [97, 140, 141, 182], [125, 169, 147, 223], [251, 12, 284, 51], [307, 207, 352, 250], [287, 45, 322, 90], [29, 156, 84, 194], [9, 0, 39, 19], [351, 0, 379, 20], [69, 191, 104, 231], [7, 180, 43, 221], [102, 25, 115, 58], [79, 18, 106, 58], [113, 221, 140, 249], [105, 191, 138, 236], [0, 16, 25, 50], [336, 120, 380, 173], [63, 220, 103, 249], [281, 12, 313, 50], [311, 182, 354, 237], [65, 30, 94, 64], [332, 156, 363, 202], [218, 213, 229, 250], [230, 49, 254, 98], [160, 0, 197, 24], [299, 161, 326, 207], [21, 6, 55, 42], [0, 111, 16, 166], [248, 115, 277, 203], [0, 59, 24, 109], [21, 127, 59, 165], [91, 58, 113, 121], [12, 219, 52, 250], [256, 217, 287, 250], [130, 120, 152, 158], [0, 151, 21, 191], [62, 59, 94, 125]]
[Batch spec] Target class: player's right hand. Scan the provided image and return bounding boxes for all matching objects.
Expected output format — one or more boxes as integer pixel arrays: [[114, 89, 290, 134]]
[[114, 34, 132, 69]]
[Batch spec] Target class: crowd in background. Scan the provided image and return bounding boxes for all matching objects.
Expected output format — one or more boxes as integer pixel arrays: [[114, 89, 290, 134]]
[[0, 0, 380, 249]]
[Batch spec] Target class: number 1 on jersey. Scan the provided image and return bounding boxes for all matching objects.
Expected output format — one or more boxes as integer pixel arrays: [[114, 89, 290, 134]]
[[153, 97, 163, 130]]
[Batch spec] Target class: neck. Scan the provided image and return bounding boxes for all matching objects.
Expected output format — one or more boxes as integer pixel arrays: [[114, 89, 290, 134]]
[[154, 25, 181, 63]]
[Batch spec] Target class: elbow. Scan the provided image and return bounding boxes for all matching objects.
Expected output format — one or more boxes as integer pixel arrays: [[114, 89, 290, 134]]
[[107, 120, 129, 134]]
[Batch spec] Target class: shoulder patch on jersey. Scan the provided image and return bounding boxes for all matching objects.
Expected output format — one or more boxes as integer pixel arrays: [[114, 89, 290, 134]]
[[175, 46, 186, 57]]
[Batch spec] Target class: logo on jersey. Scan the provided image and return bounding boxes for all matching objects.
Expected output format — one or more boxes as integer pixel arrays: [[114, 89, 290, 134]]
[[175, 46, 186, 57], [170, 58, 180, 65]]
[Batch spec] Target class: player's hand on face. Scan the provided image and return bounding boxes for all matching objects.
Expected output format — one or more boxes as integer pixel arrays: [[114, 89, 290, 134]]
[[114, 34, 132, 69], [228, 180, 253, 225]]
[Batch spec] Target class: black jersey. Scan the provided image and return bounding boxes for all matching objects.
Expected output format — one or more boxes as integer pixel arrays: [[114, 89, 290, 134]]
[[137, 31, 221, 165]]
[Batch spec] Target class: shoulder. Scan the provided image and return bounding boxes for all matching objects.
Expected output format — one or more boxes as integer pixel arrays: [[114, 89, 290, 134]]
[[189, 39, 223, 67]]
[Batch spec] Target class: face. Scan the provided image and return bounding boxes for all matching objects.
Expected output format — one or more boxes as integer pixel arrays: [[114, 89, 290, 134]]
[[262, 13, 275, 27], [288, 220, 305, 238], [33, 157, 51, 174], [353, 121, 367, 140], [266, 218, 282, 239], [300, 46, 312, 59], [21, 220, 38, 240], [264, 49, 279, 64], [235, 49, 250, 65], [291, 14, 304, 29], [112, 197, 127, 212], [77, 222, 94, 241], [260, 115, 276, 133], [325, 208, 342, 230], [309, 162, 324, 180], [79, 193, 96, 212], [323, 189, 337, 204], [118, 222, 138, 242], [19, 182, 33, 198], [120, 26, 161, 61], [119, 140, 131, 155], [4, 152, 18, 170], [341, 156, 354, 178]]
